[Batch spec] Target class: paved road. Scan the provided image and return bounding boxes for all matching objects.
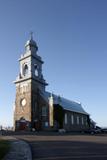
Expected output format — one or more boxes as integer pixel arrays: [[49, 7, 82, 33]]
[[15, 134, 107, 160]]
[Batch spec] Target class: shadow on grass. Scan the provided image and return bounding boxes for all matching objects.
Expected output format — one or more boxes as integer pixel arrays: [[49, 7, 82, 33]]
[[0, 140, 10, 160]]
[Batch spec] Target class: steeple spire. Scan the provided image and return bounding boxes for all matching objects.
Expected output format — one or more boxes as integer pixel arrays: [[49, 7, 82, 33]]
[[30, 31, 33, 40], [25, 32, 38, 52]]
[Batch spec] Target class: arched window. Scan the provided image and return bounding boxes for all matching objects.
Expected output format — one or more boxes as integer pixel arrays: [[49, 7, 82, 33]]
[[34, 64, 39, 76], [82, 117, 84, 125], [71, 114, 74, 125], [23, 64, 28, 76], [64, 113, 67, 124], [77, 116, 79, 125], [42, 106, 47, 116]]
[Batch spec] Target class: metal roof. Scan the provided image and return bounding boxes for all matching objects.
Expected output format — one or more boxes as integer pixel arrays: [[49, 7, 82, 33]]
[[40, 91, 89, 115]]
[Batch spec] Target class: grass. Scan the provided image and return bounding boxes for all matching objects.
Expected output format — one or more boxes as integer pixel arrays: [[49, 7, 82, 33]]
[[0, 140, 10, 160]]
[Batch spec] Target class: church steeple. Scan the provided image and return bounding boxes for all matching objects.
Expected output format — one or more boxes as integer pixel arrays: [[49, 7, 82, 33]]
[[25, 32, 38, 53], [14, 35, 48, 130], [15, 35, 48, 91]]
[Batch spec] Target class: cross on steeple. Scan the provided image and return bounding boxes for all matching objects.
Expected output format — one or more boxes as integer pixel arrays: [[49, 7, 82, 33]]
[[30, 31, 33, 40]]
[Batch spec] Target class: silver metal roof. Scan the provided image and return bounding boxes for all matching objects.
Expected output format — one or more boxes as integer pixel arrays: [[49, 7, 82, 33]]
[[40, 91, 89, 115]]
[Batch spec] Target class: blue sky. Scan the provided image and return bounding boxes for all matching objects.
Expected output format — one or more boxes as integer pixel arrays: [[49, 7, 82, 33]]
[[0, 0, 107, 127]]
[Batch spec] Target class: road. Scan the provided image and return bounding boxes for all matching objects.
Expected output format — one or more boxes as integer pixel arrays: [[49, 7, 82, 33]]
[[15, 134, 107, 160]]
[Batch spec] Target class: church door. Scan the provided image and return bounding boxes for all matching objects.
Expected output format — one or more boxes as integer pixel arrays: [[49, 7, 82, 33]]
[[19, 122, 27, 130], [19, 118, 27, 130]]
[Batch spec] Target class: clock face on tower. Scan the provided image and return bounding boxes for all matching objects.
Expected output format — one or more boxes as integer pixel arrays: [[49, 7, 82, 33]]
[[21, 98, 26, 107]]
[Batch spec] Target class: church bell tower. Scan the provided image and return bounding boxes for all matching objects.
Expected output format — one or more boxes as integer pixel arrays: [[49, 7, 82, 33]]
[[14, 34, 48, 131]]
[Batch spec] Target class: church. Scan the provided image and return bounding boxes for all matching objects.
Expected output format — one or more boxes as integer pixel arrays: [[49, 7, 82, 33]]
[[14, 35, 90, 132]]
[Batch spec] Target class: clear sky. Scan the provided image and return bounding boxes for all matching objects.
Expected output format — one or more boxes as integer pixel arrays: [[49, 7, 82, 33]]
[[0, 0, 107, 127]]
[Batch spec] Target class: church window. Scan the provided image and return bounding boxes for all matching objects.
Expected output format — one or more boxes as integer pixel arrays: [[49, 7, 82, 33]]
[[23, 64, 28, 76], [77, 116, 79, 125], [35, 69, 38, 76], [34, 64, 39, 76], [82, 116, 84, 125], [71, 114, 74, 125], [20, 86, 23, 93], [45, 122, 48, 127], [20, 84, 28, 93], [42, 106, 47, 116], [85, 117, 88, 126], [64, 113, 67, 124]]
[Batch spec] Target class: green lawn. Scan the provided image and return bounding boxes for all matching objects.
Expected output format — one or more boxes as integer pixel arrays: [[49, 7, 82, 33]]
[[0, 140, 10, 160]]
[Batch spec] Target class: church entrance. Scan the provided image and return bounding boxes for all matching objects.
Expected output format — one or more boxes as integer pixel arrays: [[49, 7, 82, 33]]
[[18, 117, 27, 130], [19, 121, 27, 130]]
